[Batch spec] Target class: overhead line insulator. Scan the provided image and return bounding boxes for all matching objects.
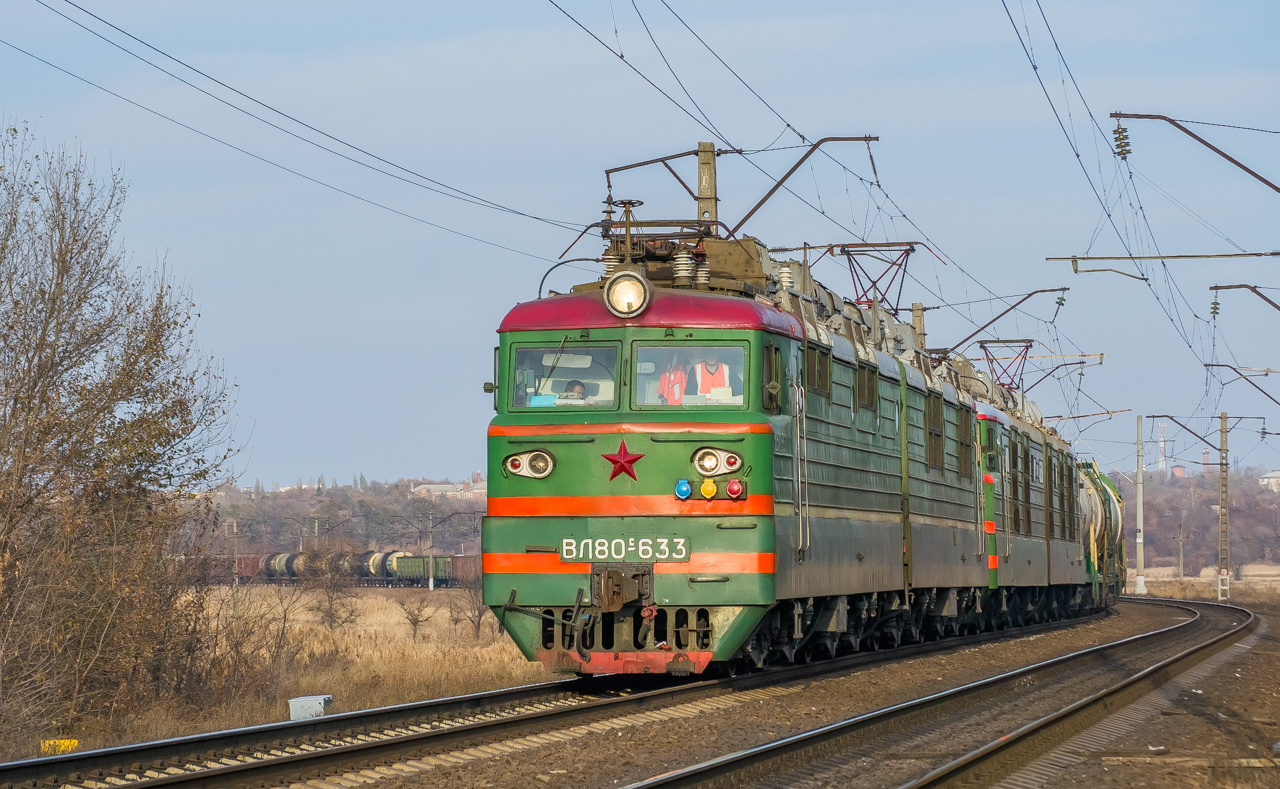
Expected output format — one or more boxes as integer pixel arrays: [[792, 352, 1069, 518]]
[[1114, 123, 1132, 160]]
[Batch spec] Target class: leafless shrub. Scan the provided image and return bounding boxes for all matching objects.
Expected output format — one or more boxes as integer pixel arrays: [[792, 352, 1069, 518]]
[[200, 584, 306, 700]]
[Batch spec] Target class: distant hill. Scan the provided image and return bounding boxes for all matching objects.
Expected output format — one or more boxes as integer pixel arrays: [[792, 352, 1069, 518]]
[[1111, 467, 1280, 577]]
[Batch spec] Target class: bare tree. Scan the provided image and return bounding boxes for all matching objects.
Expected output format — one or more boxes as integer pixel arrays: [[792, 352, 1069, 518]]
[[447, 575, 490, 640], [0, 124, 232, 751], [302, 550, 360, 631], [397, 595, 434, 643]]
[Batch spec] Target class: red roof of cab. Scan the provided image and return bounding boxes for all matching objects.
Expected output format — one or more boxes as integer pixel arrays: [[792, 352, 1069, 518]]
[[499, 288, 803, 336]]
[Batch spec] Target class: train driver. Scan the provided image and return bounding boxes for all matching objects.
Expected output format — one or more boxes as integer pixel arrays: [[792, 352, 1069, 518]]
[[689, 351, 730, 395], [563, 379, 587, 399]]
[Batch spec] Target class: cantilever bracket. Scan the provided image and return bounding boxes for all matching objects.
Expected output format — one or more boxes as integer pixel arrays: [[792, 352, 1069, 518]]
[[1060, 256, 1148, 281], [730, 136, 878, 236], [1110, 112, 1280, 195]]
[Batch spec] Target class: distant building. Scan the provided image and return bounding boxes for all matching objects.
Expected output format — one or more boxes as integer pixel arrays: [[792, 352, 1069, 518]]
[[1260, 470, 1280, 494], [1171, 464, 1186, 479], [409, 475, 487, 500]]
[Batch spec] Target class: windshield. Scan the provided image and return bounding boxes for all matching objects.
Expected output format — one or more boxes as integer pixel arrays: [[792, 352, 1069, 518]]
[[511, 345, 618, 408], [634, 345, 746, 407]]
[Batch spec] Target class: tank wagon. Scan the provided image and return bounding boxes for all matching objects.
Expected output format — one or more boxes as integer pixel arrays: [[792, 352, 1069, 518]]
[[209, 552, 477, 587], [483, 142, 1125, 676]]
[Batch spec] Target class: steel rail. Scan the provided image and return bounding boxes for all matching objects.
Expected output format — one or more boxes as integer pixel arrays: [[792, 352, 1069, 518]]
[[0, 608, 1112, 789], [622, 599, 1233, 789], [0, 677, 595, 788], [901, 597, 1256, 788]]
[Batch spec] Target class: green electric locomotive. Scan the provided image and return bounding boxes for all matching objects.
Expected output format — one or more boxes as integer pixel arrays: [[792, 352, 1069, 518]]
[[483, 143, 1125, 675]]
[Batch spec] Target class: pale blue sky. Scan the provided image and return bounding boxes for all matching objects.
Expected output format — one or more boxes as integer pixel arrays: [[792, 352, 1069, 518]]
[[4, 1, 1277, 484]]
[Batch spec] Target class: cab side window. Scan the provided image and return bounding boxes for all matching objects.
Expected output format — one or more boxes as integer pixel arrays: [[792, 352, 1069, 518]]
[[762, 343, 784, 414]]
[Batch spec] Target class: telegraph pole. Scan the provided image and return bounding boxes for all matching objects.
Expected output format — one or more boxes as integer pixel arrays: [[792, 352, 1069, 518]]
[[1134, 415, 1147, 594], [1218, 412, 1230, 601]]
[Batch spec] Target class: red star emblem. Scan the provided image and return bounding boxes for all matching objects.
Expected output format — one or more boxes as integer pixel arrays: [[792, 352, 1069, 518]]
[[602, 439, 644, 481]]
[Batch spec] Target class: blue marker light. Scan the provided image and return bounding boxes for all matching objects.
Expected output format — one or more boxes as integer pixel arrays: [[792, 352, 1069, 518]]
[[674, 479, 692, 500]]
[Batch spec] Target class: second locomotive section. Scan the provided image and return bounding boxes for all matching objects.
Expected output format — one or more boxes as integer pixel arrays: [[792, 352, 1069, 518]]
[[483, 290, 790, 674]]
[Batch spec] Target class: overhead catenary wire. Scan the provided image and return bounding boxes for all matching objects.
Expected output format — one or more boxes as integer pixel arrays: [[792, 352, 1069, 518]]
[[546, 0, 889, 249], [0, 35, 575, 268], [1172, 118, 1280, 135], [1029, 1, 1253, 424], [1001, 0, 1247, 427], [655, 0, 1084, 347], [43, 0, 581, 231], [544, 0, 732, 148], [663, 0, 1102, 433], [576, 0, 1101, 434], [629, 0, 729, 145], [1026, 0, 1246, 368]]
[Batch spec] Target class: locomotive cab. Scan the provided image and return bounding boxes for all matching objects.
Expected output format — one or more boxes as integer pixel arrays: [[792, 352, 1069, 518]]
[[483, 286, 787, 675]]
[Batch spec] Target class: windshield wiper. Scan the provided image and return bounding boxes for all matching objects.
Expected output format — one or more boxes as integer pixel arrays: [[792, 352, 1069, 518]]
[[542, 335, 570, 393]]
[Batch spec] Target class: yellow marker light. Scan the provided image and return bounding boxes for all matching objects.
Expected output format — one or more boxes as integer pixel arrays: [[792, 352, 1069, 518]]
[[700, 478, 718, 500]]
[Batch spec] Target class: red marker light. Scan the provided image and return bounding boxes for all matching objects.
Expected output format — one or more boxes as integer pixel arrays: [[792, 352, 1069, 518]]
[[726, 478, 744, 499], [509, 458, 522, 471]]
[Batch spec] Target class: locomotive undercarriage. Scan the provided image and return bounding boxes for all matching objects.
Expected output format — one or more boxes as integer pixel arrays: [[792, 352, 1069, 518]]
[[734, 584, 1097, 670], [519, 583, 1101, 677], [523, 601, 734, 676]]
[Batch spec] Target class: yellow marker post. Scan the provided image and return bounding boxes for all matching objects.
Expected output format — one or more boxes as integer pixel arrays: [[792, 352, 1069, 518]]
[[40, 739, 78, 756]]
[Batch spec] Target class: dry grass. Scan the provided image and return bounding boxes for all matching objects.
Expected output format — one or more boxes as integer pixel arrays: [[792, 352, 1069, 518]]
[[1144, 579, 1280, 607], [54, 587, 548, 756]]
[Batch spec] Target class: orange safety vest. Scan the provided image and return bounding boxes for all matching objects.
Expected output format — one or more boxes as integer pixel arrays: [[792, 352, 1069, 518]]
[[657, 368, 686, 405], [694, 362, 728, 394]]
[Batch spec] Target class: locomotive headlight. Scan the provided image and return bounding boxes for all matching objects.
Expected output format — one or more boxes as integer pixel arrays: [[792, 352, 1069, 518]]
[[506, 450, 555, 479], [604, 271, 653, 318], [693, 448, 743, 477], [527, 451, 553, 478]]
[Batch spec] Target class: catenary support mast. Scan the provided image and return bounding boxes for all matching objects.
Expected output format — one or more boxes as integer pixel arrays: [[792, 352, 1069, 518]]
[[1134, 415, 1147, 594], [1219, 412, 1230, 600]]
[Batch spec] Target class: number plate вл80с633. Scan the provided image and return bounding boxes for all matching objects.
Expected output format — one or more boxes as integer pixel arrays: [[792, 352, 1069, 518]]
[[561, 536, 688, 562]]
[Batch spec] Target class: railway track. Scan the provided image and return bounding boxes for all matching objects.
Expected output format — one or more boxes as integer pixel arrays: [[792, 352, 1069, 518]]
[[0, 608, 1112, 789], [623, 597, 1254, 789]]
